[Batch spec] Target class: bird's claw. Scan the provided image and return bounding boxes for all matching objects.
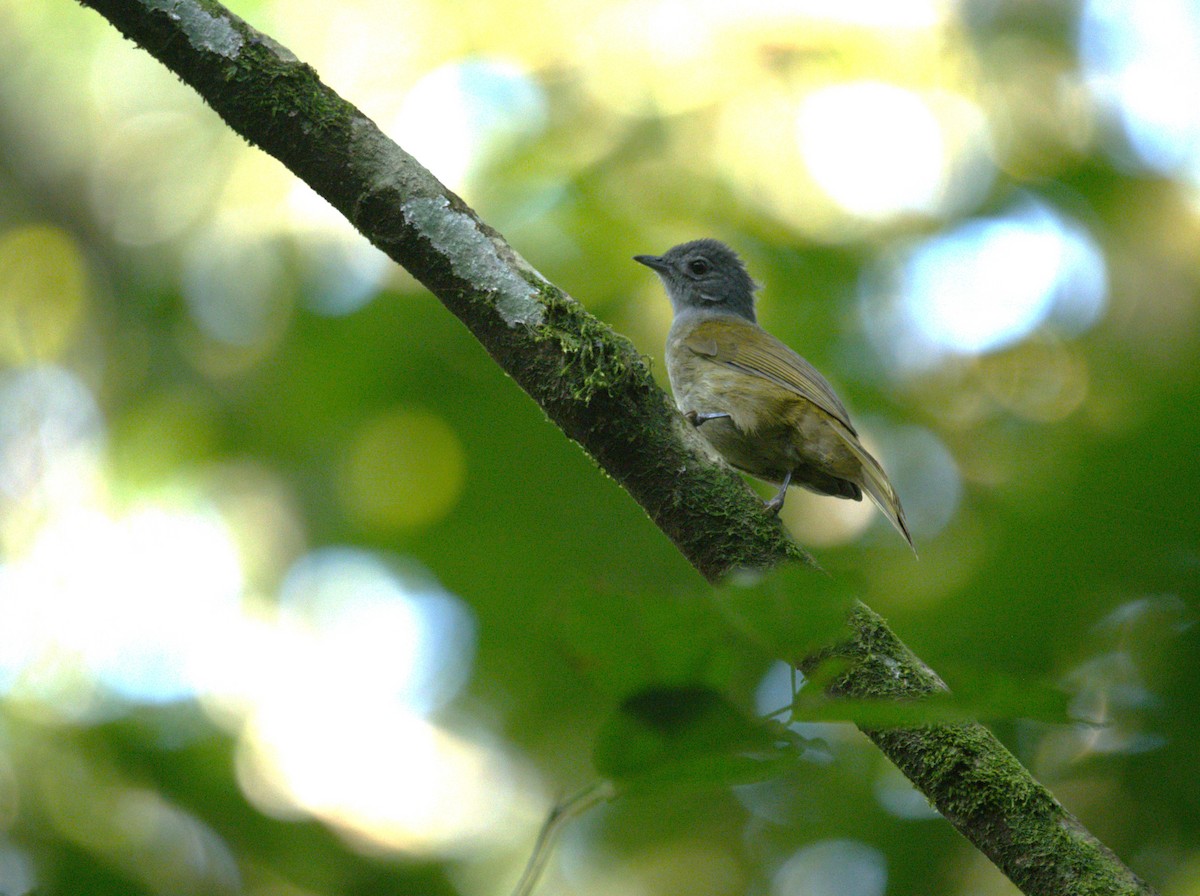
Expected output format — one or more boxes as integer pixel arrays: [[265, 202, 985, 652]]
[[685, 411, 731, 428], [764, 470, 793, 516]]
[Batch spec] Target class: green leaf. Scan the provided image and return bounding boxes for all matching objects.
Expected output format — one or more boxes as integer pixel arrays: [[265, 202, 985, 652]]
[[710, 564, 857, 664], [593, 685, 804, 793]]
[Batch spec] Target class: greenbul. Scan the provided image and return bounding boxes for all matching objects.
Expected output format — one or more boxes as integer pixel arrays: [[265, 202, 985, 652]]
[[635, 239, 913, 550]]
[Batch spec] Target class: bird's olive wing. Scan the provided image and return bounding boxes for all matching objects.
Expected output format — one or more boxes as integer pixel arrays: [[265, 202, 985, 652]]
[[684, 318, 857, 435]]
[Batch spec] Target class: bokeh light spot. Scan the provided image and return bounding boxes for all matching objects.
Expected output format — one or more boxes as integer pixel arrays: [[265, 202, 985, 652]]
[[295, 234, 391, 317], [773, 839, 887, 896], [340, 408, 466, 531], [754, 661, 846, 761], [1080, 0, 1200, 179], [980, 336, 1090, 424], [862, 198, 1108, 373], [811, 0, 945, 29], [277, 548, 475, 716], [874, 764, 941, 819], [89, 111, 230, 246], [0, 225, 88, 365], [182, 228, 291, 348], [225, 548, 533, 855], [579, 1, 725, 115], [798, 82, 947, 220], [237, 707, 523, 854], [781, 484, 874, 548], [0, 502, 245, 711], [780, 424, 956, 546], [393, 58, 546, 191], [0, 844, 35, 896], [0, 365, 103, 513], [880, 424, 961, 539]]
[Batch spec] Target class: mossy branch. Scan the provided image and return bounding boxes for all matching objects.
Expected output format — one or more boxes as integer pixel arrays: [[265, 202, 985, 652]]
[[73, 1, 1157, 894]]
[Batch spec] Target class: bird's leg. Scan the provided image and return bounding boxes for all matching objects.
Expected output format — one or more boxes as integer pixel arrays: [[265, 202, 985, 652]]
[[685, 410, 731, 427], [763, 470, 793, 515]]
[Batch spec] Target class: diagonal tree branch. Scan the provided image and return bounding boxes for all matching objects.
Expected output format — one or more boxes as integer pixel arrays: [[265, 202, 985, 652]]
[[73, 2, 1157, 894]]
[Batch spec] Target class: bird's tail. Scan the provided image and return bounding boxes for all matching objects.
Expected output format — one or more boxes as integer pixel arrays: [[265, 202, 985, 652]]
[[843, 432, 916, 554]]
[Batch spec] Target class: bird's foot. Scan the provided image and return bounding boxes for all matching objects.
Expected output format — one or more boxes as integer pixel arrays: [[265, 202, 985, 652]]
[[685, 411, 731, 428], [763, 470, 793, 516]]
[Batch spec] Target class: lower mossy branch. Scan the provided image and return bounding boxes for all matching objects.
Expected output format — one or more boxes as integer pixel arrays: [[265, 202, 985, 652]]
[[815, 604, 1154, 895], [74, 2, 1158, 893]]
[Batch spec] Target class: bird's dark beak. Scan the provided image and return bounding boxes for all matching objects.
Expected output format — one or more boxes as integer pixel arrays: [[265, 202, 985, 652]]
[[634, 254, 670, 273]]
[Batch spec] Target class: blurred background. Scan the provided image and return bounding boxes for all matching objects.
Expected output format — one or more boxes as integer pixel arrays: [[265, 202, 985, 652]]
[[1, 0, 1198, 893]]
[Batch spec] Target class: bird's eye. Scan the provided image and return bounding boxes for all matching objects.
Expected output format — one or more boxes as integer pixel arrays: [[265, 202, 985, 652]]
[[687, 258, 710, 275]]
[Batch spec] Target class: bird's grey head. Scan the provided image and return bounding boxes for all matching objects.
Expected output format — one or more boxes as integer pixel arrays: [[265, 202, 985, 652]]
[[634, 238, 758, 323]]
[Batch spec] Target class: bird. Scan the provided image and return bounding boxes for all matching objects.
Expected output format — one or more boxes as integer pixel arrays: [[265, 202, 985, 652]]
[[634, 238, 914, 550]]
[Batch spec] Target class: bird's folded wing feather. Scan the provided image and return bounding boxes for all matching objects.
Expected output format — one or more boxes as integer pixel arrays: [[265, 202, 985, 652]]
[[683, 318, 857, 434]]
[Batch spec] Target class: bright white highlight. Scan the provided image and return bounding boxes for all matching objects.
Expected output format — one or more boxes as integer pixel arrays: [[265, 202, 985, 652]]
[[224, 549, 532, 854], [0, 472, 534, 854], [1080, 0, 1200, 180], [238, 700, 519, 853], [275, 548, 475, 716], [393, 58, 546, 191], [798, 82, 947, 220], [862, 199, 1108, 372], [0, 503, 243, 709], [911, 218, 1064, 353]]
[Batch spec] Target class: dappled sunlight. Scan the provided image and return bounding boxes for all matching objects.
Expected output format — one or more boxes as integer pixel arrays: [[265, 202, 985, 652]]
[[578, 0, 955, 117], [237, 703, 536, 854], [391, 58, 548, 192], [773, 839, 887, 896], [338, 408, 467, 531], [797, 82, 990, 222], [89, 110, 233, 247], [0, 497, 539, 858], [1, 502, 243, 711], [715, 81, 992, 239], [0, 365, 104, 536], [225, 549, 539, 854], [3, 0, 1200, 891], [0, 226, 89, 365], [0, 376, 239, 712], [182, 228, 293, 349], [577, 0, 738, 115], [265, 0, 446, 112], [860, 197, 1108, 373], [798, 81, 946, 220], [274, 548, 477, 716], [1080, 0, 1200, 182], [0, 385, 531, 858]]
